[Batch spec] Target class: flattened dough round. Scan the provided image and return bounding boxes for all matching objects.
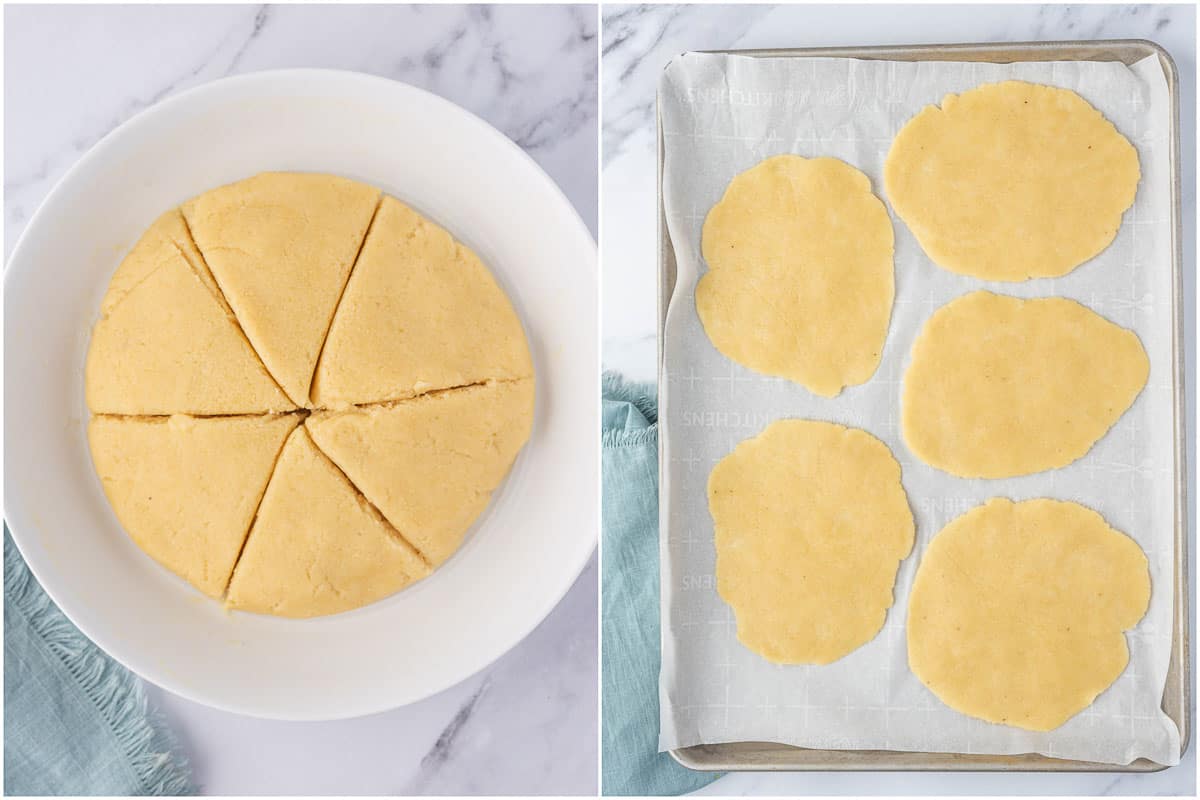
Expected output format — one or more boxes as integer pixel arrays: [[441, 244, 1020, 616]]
[[85, 173, 535, 617], [885, 80, 1139, 281], [709, 420, 914, 664], [902, 291, 1148, 478], [699, 155, 894, 396], [908, 498, 1150, 731]]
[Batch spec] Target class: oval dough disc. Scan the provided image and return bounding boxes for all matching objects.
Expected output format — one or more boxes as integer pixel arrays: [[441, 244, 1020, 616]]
[[908, 498, 1150, 731], [902, 291, 1148, 478], [699, 155, 894, 397], [709, 419, 914, 664], [885, 80, 1139, 281]]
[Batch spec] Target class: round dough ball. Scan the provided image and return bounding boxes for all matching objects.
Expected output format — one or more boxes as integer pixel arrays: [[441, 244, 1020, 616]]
[[699, 155, 895, 397], [902, 291, 1148, 478], [908, 498, 1150, 731], [885, 81, 1139, 281], [709, 419, 914, 664]]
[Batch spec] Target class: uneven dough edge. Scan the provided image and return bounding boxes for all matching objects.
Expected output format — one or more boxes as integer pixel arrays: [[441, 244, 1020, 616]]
[[901, 291, 1150, 478], [884, 80, 1140, 281], [907, 497, 1150, 731], [698, 155, 895, 396], [710, 419, 915, 665]]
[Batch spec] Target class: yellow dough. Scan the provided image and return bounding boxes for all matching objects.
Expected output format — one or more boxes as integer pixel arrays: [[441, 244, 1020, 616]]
[[88, 414, 298, 598], [908, 498, 1150, 731], [311, 196, 534, 407], [182, 172, 381, 406], [698, 155, 894, 396], [85, 173, 534, 617], [709, 420, 914, 664], [225, 427, 431, 618], [902, 291, 1148, 478], [307, 379, 535, 567], [885, 81, 1140, 281], [85, 210, 293, 415]]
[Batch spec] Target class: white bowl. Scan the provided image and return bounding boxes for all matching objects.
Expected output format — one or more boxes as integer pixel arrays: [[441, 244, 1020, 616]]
[[3, 69, 598, 720]]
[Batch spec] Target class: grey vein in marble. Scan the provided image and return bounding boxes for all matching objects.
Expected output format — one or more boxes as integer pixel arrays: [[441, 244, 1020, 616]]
[[5, 4, 599, 253]]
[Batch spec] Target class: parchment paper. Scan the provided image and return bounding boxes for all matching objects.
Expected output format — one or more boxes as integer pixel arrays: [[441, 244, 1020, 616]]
[[658, 53, 1180, 766]]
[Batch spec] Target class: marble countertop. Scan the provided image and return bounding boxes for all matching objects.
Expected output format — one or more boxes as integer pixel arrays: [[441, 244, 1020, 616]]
[[602, 3, 1195, 796], [5, 5, 598, 795]]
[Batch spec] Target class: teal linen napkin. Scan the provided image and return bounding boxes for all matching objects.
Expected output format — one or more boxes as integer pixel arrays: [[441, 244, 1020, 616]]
[[601, 373, 718, 796], [4, 530, 195, 796]]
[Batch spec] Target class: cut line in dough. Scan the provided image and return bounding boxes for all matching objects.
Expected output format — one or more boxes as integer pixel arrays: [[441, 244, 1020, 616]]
[[311, 195, 533, 407], [86, 172, 535, 617], [182, 172, 382, 406]]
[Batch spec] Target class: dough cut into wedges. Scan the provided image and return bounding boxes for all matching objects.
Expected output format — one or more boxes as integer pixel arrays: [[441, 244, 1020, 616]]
[[85, 210, 293, 415], [225, 427, 430, 618], [182, 173, 381, 406], [306, 379, 535, 566], [88, 413, 299, 598], [311, 196, 533, 407]]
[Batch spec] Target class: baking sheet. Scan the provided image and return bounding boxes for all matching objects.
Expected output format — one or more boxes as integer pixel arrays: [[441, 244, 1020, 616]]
[[658, 52, 1181, 767]]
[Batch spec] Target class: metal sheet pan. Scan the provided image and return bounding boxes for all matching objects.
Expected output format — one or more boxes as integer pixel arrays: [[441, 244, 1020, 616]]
[[656, 39, 1189, 773]]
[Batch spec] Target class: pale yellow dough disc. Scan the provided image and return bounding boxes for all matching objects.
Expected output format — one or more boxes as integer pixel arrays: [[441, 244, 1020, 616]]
[[885, 80, 1140, 281], [88, 414, 298, 598], [85, 210, 294, 415], [85, 172, 535, 618], [182, 172, 381, 406], [307, 379, 535, 567], [225, 427, 431, 619], [902, 291, 1149, 478], [699, 155, 894, 397], [709, 419, 914, 664], [312, 196, 534, 407], [908, 498, 1150, 731]]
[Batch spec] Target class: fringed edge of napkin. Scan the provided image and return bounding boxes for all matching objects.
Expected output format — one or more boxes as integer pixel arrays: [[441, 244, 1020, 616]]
[[5, 535, 196, 796], [602, 371, 658, 449]]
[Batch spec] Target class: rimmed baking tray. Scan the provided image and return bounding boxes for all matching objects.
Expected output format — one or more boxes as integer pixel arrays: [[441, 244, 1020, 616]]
[[657, 39, 1189, 772]]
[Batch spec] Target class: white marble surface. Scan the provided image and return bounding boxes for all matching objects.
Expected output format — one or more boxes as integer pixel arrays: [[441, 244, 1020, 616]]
[[5, 5, 598, 795], [602, 3, 1195, 796]]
